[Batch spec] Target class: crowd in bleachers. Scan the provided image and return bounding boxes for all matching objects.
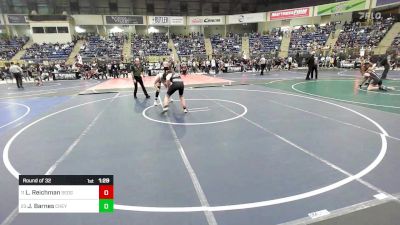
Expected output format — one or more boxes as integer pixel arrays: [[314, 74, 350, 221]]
[[392, 33, 400, 50], [132, 33, 169, 56], [22, 42, 74, 61], [79, 33, 124, 59], [335, 18, 394, 50], [0, 36, 29, 60], [289, 23, 336, 55], [1, 17, 398, 73], [172, 32, 206, 56], [210, 33, 242, 55], [249, 29, 282, 56]]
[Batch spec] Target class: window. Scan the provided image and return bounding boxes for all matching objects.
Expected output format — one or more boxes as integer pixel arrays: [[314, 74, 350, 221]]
[[57, 27, 69, 33], [32, 27, 44, 33], [45, 27, 57, 33]]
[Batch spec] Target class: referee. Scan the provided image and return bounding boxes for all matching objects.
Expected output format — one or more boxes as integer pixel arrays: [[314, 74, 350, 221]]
[[305, 52, 315, 80], [380, 55, 390, 79], [130, 58, 150, 99], [10, 62, 24, 89]]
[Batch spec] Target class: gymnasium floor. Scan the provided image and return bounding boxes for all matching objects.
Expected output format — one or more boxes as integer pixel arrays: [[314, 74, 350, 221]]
[[0, 69, 400, 225]]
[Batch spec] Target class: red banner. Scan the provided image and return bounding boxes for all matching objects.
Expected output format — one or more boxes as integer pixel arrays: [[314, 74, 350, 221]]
[[269, 7, 311, 20]]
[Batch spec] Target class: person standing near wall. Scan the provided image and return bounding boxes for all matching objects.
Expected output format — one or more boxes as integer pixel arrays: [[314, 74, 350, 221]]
[[211, 57, 217, 74], [266, 57, 272, 72], [111, 61, 119, 78], [259, 55, 266, 75], [287, 56, 293, 70]]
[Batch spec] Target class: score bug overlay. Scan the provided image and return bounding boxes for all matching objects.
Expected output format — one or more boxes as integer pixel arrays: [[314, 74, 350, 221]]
[[19, 175, 114, 213]]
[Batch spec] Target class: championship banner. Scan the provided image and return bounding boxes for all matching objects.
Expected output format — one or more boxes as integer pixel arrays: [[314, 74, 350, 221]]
[[269, 7, 312, 21], [316, 0, 367, 16], [376, 0, 400, 6], [104, 15, 145, 25], [188, 16, 225, 25], [6, 14, 28, 24], [227, 13, 266, 24], [148, 16, 185, 25]]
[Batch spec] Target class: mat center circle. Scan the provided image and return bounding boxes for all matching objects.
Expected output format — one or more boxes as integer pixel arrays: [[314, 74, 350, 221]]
[[142, 98, 248, 125]]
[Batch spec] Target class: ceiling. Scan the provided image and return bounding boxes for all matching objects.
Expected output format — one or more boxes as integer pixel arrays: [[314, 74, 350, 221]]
[[0, 0, 336, 16]]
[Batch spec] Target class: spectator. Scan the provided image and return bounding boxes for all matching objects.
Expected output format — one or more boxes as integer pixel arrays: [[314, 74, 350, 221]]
[[0, 36, 29, 60], [22, 42, 74, 62], [249, 30, 282, 57], [132, 33, 168, 56], [173, 32, 206, 57], [210, 33, 242, 55], [80, 33, 123, 60], [289, 24, 335, 56]]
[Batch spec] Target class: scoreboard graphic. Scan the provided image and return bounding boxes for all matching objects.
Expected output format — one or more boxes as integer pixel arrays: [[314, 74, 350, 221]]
[[19, 175, 114, 213]]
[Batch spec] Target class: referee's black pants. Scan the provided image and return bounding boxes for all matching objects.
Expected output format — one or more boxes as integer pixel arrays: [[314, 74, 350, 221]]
[[133, 76, 149, 97], [260, 64, 266, 75], [312, 66, 318, 79], [306, 66, 313, 80], [13, 73, 23, 88], [381, 66, 389, 79]]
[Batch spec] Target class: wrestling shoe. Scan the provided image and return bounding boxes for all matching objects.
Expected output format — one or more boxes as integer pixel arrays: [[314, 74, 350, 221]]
[[183, 108, 188, 113], [153, 100, 159, 106], [387, 86, 395, 91], [379, 86, 388, 91]]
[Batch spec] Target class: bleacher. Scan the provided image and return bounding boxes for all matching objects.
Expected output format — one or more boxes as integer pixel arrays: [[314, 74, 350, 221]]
[[172, 33, 206, 57], [289, 24, 335, 55], [249, 31, 282, 56], [0, 36, 29, 60], [210, 33, 242, 55], [22, 42, 73, 62], [132, 33, 169, 56], [335, 18, 394, 50], [392, 33, 400, 50], [79, 33, 124, 60]]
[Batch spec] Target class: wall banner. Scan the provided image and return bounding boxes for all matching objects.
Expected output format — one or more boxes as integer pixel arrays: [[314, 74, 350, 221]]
[[104, 15, 145, 25], [7, 14, 29, 24], [188, 16, 225, 25], [227, 13, 266, 24], [316, 0, 367, 16], [269, 7, 312, 21], [148, 16, 185, 25]]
